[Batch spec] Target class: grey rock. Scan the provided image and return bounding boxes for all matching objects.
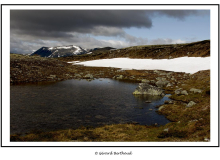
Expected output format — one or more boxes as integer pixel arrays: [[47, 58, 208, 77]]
[[116, 75, 124, 79], [166, 83, 173, 87], [47, 75, 56, 79], [168, 100, 173, 104], [156, 80, 170, 88], [190, 88, 202, 93], [186, 101, 196, 107], [49, 75, 56, 78], [133, 83, 165, 96], [183, 73, 188, 77], [116, 69, 124, 72], [175, 88, 188, 95], [158, 105, 165, 111], [163, 128, 169, 132], [84, 74, 94, 79], [181, 90, 188, 95], [167, 74, 172, 78], [141, 79, 150, 83]]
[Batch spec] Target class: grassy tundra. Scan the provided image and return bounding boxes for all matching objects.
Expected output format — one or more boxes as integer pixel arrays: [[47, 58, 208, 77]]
[[10, 40, 210, 142]]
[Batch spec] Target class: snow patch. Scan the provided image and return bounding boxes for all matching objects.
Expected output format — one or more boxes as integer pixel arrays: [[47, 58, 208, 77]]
[[70, 57, 210, 74], [56, 46, 72, 49]]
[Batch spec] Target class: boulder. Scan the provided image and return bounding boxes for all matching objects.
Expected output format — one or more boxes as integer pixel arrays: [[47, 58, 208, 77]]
[[168, 56, 173, 59], [175, 88, 188, 95], [163, 128, 169, 132], [133, 83, 165, 96], [156, 80, 170, 88], [190, 88, 202, 93], [166, 83, 173, 87], [84, 74, 94, 79], [181, 90, 188, 95], [116, 75, 124, 79], [141, 79, 150, 83], [186, 101, 196, 107], [158, 105, 165, 111]]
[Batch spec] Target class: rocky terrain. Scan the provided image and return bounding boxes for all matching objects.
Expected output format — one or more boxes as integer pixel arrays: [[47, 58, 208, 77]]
[[10, 40, 210, 142]]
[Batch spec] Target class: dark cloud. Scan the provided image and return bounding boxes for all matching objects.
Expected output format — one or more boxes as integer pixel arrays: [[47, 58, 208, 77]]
[[10, 10, 152, 35], [11, 10, 209, 36], [10, 9, 209, 53]]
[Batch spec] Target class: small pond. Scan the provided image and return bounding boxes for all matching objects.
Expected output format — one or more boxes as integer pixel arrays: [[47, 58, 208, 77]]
[[10, 78, 170, 135]]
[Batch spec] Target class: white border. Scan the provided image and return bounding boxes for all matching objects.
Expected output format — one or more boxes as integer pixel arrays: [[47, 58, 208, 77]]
[[2, 4, 219, 147]]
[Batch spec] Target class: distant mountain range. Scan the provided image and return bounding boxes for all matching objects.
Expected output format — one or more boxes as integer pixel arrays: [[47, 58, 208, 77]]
[[31, 45, 115, 58]]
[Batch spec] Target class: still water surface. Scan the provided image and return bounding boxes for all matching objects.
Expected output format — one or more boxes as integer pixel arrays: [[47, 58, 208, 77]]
[[10, 78, 170, 135]]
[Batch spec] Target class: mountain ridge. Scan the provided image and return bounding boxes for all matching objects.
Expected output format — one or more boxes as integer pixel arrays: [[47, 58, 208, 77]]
[[31, 45, 116, 58], [31, 45, 88, 58]]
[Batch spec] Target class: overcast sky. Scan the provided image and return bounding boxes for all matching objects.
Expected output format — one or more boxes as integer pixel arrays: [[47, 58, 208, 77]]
[[10, 10, 210, 54]]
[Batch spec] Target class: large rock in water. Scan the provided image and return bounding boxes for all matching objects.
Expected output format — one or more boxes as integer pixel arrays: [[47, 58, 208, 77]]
[[133, 83, 165, 96]]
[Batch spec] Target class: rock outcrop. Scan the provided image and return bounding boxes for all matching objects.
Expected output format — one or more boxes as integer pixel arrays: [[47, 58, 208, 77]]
[[133, 83, 165, 96], [186, 101, 196, 107], [155, 77, 170, 88], [190, 88, 202, 93], [175, 88, 188, 95]]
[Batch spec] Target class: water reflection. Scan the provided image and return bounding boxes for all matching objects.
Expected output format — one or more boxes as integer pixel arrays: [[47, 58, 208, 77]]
[[134, 94, 163, 102], [10, 78, 170, 135]]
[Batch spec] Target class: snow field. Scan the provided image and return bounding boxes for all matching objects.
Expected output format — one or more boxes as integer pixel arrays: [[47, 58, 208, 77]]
[[71, 57, 210, 74]]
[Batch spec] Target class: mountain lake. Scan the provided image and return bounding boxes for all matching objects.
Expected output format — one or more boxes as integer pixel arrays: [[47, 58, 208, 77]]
[[10, 78, 170, 135]]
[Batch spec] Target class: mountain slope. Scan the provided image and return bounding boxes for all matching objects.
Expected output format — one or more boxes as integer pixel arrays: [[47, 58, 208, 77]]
[[59, 40, 210, 61], [31, 45, 88, 58]]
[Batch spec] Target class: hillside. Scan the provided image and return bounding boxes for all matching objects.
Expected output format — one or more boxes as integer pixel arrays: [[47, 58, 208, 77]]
[[59, 40, 210, 61]]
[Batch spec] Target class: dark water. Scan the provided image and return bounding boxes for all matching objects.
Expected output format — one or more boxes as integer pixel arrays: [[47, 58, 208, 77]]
[[10, 78, 170, 135]]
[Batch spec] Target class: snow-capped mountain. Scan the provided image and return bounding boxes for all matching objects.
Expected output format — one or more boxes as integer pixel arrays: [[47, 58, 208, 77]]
[[31, 45, 88, 58]]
